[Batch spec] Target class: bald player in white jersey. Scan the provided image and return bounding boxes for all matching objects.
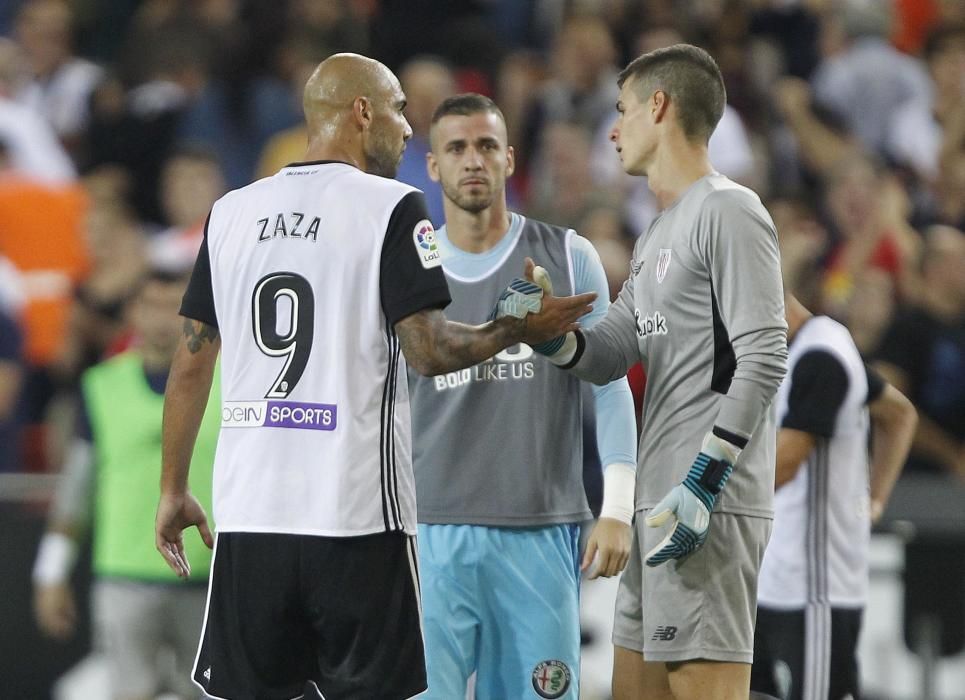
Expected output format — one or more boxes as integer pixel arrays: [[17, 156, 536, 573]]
[[507, 45, 789, 700], [154, 53, 595, 700]]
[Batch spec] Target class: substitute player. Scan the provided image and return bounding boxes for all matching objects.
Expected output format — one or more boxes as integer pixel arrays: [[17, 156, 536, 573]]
[[511, 44, 788, 700], [154, 53, 594, 700], [408, 93, 638, 699], [33, 270, 219, 700], [751, 295, 916, 700]]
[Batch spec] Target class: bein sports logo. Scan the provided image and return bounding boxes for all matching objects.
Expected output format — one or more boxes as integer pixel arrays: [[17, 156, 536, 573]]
[[413, 219, 442, 269], [221, 400, 337, 431]]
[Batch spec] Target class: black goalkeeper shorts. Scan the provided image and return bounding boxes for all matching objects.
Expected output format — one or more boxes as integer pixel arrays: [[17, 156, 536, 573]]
[[193, 530, 425, 700]]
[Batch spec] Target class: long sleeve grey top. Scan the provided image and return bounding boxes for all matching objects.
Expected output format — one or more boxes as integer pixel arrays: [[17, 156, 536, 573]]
[[565, 173, 787, 516]]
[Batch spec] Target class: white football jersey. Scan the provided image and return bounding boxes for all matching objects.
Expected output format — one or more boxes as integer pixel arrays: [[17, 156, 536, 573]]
[[181, 161, 450, 536], [758, 316, 872, 608]]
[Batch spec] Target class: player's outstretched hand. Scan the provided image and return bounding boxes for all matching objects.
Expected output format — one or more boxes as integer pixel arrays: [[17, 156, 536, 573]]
[[582, 517, 632, 579], [156, 491, 214, 578], [519, 257, 596, 345]]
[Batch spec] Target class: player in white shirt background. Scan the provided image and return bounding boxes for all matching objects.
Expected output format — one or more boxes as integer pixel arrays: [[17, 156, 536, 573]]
[[752, 295, 916, 700]]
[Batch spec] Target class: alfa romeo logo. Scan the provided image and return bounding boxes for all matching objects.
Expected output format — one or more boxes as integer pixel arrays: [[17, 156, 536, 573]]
[[531, 659, 571, 698]]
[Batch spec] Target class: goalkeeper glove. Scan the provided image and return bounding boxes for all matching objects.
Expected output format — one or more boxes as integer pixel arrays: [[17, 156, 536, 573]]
[[526, 266, 569, 355], [490, 278, 543, 320], [644, 431, 740, 567]]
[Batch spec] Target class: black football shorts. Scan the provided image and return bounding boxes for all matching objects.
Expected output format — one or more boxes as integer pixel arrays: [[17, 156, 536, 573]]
[[193, 530, 425, 700]]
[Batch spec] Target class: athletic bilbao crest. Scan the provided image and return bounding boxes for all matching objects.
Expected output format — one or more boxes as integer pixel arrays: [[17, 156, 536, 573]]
[[532, 660, 571, 698], [656, 248, 672, 283], [413, 219, 441, 269]]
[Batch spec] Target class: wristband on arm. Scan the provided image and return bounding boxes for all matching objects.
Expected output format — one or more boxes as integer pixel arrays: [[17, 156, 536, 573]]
[[32, 532, 78, 585], [599, 462, 636, 525]]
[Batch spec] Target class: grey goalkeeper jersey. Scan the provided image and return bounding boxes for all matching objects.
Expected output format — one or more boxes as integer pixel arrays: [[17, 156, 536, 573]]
[[571, 173, 787, 517], [409, 217, 591, 526]]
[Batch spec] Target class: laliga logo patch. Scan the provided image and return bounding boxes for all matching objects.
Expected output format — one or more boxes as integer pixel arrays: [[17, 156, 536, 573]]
[[532, 660, 571, 698], [413, 219, 441, 269]]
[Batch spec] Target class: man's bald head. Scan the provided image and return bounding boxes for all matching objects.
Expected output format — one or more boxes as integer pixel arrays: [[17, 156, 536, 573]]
[[303, 53, 400, 127], [301, 53, 412, 178]]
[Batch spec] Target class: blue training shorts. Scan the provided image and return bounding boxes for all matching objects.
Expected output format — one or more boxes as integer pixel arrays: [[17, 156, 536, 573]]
[[417, 523, 581, 700]]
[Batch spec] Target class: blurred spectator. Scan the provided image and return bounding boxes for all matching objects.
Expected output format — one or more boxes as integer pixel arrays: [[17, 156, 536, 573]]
[[369, 1, 500, 89], [57, 199, 147, 382], [592, 234, 636, 303], [284, 0, 369, 62], [115, 0, 243, 87], [0, 37, 75, 184], [158, 1, 303, 190], [887, 23, 965, 184], [770, 74, 862, 181], [843, 267, 898, 357], [149, 146, 226, 271], [396, 56, 457, 226], [893, 0, 942, 54], [0, 255, 24, 473], [13, 0, 104, 154], [874, 225, 965, 479], [521, 15, 620, 179], [85, 41, 204, 222], [749, 1, 822, 79], [32, 270, 220, 699], [770, 194, 828, 310], [929, 137, 965, 230], [810, 1, 930, 157], [493, 50, 546, 160], [528, 120, 620, 231], [0, 141, 88, 470], [820, 155, 919, 320], [255, 46, 319, 179]]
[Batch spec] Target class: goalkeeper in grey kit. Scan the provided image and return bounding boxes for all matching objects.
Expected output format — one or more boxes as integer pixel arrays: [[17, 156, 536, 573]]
[[513, 44, 788, 700]]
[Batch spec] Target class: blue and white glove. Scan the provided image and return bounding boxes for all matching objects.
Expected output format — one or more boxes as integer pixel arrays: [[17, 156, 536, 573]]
[[644, 432, 740, 567], [526, 266, 568, 355], [490, 278, 543, 320]]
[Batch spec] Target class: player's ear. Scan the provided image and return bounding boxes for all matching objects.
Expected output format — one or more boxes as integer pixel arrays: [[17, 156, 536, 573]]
[[505, 144, 515, 178], [426, 151, 441, 183], [353, 96, 373, 129], [652, 90, 669, 124]]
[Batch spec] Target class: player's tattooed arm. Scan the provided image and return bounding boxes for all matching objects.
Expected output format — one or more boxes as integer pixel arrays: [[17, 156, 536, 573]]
[[159, 317, 219, 578], [396, 288, 595, 376], [396, 309, 522, 376], [182, 319, 219, 354]]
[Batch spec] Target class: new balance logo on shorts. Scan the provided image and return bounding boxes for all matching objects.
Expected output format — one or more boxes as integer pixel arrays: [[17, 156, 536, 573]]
[[651, 625, 678, 641]]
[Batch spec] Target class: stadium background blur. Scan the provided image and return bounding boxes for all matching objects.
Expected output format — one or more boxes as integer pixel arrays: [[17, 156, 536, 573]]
[[0, 0, 962, 698]]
